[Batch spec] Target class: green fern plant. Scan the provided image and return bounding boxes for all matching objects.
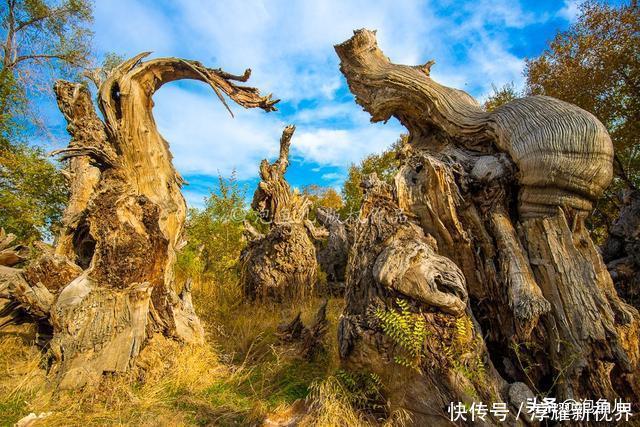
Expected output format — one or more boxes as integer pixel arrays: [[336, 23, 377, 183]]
[[454, 316, 472, 346], [447, 316, 487, 386], [332, 369, 384, 410], [375, 299, 428, 371]]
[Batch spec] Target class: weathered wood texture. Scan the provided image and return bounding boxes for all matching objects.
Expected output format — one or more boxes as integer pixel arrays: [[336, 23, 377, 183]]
[[603, 189, 640, 310], [240, 126, 318, 301], [0, 228, 28, 267], [340, 174, 508, 425], [1, 55, 277, 388], [315, 207, 348, 292], [335, 29, 639, 424]]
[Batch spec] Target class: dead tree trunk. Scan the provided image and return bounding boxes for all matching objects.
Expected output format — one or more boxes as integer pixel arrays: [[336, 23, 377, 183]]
[[240, 126, 319, 301], [1, 54, 277, 389], [277, 299, 329, 360], [315, 207, 348, 294], [335, 29, 639, 424]]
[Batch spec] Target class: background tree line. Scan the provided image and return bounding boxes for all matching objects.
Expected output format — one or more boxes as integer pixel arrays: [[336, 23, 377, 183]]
[[1, 0, 93, 243]]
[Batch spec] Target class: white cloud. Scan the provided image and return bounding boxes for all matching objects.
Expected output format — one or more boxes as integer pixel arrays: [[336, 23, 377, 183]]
[[467, 37, 526, 95], [158, 0, 436, 103], [292, 103, 359, 125], [152, 82, 402, 178], [557, 0, 581, 23], [292, 124, 402, 167], [321, 172, 345, 181], [153, 83, 284, 180], [182, 188, 208, 210], [94, 0, 537, 103]]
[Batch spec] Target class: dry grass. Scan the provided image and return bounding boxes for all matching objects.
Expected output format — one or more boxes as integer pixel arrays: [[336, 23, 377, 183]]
[[0, 278, 386, 426]]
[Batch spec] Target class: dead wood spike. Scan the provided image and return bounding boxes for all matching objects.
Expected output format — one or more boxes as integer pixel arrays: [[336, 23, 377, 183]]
[[277, 300, 329, 360]]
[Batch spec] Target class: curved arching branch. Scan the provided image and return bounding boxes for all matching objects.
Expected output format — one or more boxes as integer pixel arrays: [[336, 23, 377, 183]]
[[334, 29, 488, 143], [98, 54, 277, 127]]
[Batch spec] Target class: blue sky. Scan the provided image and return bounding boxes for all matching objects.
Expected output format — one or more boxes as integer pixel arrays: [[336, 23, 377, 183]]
[[37, 0, 620, 207]]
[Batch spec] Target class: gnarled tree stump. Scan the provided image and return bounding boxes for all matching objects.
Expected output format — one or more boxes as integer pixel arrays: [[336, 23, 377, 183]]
[[1, 54, 278, 388], [335, 29, 639, 424], [240, 126, 319, 301]]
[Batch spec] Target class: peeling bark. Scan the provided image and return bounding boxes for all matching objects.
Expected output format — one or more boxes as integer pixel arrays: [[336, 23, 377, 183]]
[[1, 54, 277, 388], [335, 29, 639, 423]]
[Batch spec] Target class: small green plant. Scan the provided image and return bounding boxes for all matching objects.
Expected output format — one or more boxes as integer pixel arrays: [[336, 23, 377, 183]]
[[375, 299, 428, 371], [442, 316, 487, 397], [510, 339, 580, 398], [305, 370, 384, 426], [510, 341, 542, 395], [454, 316, 472, 346], [333, 369, 384, 411]]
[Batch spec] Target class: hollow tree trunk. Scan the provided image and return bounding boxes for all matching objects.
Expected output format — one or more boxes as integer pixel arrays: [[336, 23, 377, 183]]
[[240, 126, 320, 301], [1, 55, 278, 389], [335, 29, 639, 424]]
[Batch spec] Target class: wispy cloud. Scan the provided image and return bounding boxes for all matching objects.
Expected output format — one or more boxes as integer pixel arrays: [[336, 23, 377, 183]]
[[153, 83, 284, 180], [293, 125, 402, 167], [557, 0, 581, 23]]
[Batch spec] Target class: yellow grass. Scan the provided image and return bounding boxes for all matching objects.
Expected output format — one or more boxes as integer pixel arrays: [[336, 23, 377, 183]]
[[0, 278, 385, 426]]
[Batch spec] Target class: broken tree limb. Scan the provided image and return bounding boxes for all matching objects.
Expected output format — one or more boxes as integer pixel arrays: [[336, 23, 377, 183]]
[[301, 299, 329, 360], [0, 228, 28, 267], [277, 300, 329, 360]]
